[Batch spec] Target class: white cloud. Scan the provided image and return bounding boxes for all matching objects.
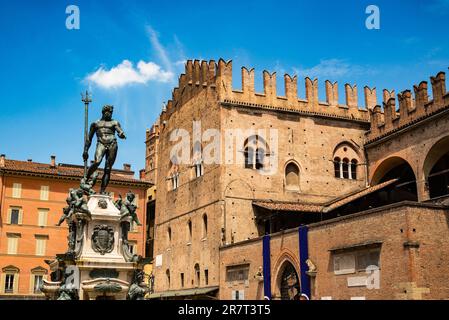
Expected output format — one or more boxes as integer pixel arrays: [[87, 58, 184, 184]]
[[85, 59, 174, 89], [85, 25, 186, 90], [293, 59, 377, 79]]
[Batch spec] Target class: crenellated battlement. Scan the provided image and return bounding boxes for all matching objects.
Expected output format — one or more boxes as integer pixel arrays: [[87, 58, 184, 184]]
[[161, 59, 377, 124], [215, 59, 375, 122], [161, 59, 217, 121], [366, 71, 449, 144], [161, 60, 448, 132]]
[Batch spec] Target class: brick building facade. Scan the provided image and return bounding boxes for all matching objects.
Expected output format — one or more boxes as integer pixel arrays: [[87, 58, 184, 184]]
[[147, 59, 449, 299], [0, 155, 151, 299]]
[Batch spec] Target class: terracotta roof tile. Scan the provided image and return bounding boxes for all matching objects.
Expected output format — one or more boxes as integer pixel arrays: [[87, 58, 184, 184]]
[[1, 159, 151, 186], [252, 201, 323, 213], [252, 179, 399, 214], [324, 178, 399, 212]]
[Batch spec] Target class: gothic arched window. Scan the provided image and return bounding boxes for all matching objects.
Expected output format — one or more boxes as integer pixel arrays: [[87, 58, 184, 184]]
[[285, 162, 300, 190]]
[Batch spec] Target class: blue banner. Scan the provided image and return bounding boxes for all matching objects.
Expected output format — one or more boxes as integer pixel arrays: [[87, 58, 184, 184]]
[[299, 226, 311, 299], [262, 234, 271, 299]]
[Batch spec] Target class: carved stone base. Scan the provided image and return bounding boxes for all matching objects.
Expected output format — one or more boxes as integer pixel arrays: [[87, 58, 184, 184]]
[[43, 194, 141, 300], [80, 194, 125, 262], [77, 194, 136, 299], [81, 278, 130, 300]]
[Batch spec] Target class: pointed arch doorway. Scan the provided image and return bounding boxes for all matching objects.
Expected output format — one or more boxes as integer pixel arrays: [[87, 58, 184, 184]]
[[279, 261, 300, 300]]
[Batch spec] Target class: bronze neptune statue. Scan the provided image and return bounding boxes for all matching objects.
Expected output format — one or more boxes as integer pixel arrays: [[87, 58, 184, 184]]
[[83, 105, 126, 193]]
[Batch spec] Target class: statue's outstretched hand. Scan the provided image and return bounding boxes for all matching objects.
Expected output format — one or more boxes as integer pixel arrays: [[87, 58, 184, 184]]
[[119, 133, 127, 139]]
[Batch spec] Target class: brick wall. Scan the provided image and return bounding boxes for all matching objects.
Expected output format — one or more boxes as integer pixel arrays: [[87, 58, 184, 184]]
[[219, 202, 449, 300]]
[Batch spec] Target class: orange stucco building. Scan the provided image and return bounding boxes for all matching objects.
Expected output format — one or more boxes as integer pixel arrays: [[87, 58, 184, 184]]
[[0, 154, 151, 299]]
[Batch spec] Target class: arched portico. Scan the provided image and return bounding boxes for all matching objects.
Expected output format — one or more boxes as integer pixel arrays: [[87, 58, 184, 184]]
[[370, 156, 418, 203], [423, 136, 449, 199]]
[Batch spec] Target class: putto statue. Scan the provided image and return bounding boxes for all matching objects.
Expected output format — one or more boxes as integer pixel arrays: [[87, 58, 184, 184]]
[[116, 192, 142, 226], [83, 105, 126, 194], [127, 270, 149, 300], [56, 189, 76, 227], [56, 188, 91, 227], [56, 187, 91, 256], [115, 191, 142, 262], [79, 171, 99, 195], [57, 269, 79, 300]]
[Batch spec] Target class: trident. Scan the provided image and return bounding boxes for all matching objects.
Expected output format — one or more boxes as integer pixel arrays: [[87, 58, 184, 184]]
[[81, 90, 91, 178]]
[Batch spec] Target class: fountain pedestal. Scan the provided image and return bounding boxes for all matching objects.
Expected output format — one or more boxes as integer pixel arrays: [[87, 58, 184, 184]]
[[43, 194, 140, 300]]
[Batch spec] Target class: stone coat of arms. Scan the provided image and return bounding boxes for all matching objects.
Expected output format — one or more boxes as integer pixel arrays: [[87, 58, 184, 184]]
[[91, 224, 115, 255]]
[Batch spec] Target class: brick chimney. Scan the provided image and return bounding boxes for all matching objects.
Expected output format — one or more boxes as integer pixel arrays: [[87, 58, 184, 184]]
[[0, 154, 5, 168], [123, 163, 131, 171], [139, 169, 145, 180], [50, 155, 56, 168]]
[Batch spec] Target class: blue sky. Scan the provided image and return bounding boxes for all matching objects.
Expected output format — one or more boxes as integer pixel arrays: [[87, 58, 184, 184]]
[[1, 0, 448, 174]]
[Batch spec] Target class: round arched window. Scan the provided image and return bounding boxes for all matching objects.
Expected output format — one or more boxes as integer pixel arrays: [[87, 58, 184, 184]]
[[333, 143, 360, 180]]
